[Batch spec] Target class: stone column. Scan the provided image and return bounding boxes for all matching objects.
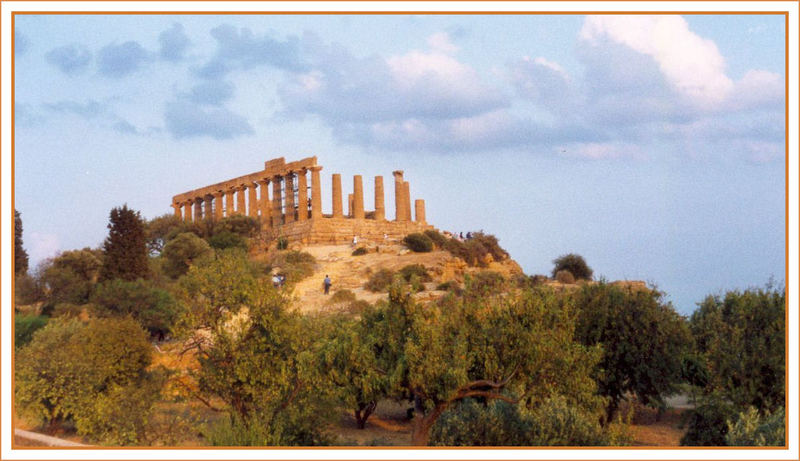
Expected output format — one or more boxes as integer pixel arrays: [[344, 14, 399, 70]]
[[347, 193, 354, 218], [237, 185, 247, 215], [415, 199, 426, 224], [284, 173, 296, 223], [248, 183, 258, 218], [204, 195, 213, 220], [172, 203, 181, 219], [403, 181, 412, 222], [296, 170, 308, 221], [374, 176, 385, 221], [393, 171, 406, 222], [194, 198, 203, 222], [332, 174, 343, 218], [310, 166, 323, 219], [272, 176, 283, 227], [214, 191, 224, 220], [226, 188, 236, 218], [353, 175, 365, 219], [183, 201, 192, 223], [258, 179, 271, 227]]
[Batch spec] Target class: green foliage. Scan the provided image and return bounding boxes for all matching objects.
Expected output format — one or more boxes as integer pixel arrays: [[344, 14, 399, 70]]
[[174, 251, 336, 445], [14, 314, 48, 348], [276, 236, 288, 250], [572, 282, 691, 420], [430, 399, 532, 446], [365, 268, 396, 292], [552, 254, 593, 280], [689, 286, 785, 411], [726, 407, 785, 447], [431, 396, 617, 447], [398, 264, 431, 283], [270, 250, 317, 284], [351, 247, 368, 256], [423, 230, 448, 248], [15, 317, 160, 444], [403, 233, 433, 252], [327, 289, 357, 305], [464, 271, 506, 294], [208, 230, 247, 251], [469, 232, 508, 262], [436, 280, 462, 294], [317, 316, 388, 429], [15, 273, 43, 306], [680, 396, 736, 446], [145, 214, 188, 256], [40, 249, 103, 307], [212, 215, 260, 238], [91, 279, 178, 338], [100, 204, 150, 282], [439, 232, 507, 267], [205, 412, 334, 446], [398, 285, 603, 444], [15, 209, 29, 275], [555, 269, 575, 284], [161, 232, 214, 279]]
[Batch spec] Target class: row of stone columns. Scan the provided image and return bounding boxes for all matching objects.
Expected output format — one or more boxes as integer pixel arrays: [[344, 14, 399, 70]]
[[174, 167, 425, 225], [173, 166, 324, 225]]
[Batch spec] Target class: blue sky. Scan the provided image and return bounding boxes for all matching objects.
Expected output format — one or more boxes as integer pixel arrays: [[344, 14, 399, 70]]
[[13, 13, 785, 314]]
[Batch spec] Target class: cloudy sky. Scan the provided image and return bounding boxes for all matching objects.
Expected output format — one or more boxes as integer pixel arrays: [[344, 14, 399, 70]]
[[13, 13, 785, 314]]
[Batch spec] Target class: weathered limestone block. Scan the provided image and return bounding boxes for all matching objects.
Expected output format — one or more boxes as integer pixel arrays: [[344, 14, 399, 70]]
[[353, 175, 365, 219], [403, 181, 412, 222]]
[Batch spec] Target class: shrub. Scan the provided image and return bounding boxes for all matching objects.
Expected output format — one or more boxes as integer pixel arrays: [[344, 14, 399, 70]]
[[403, 233, 433, 253], [161, 232, 214, 279], [398, 264, 431, 283], [466, 271, 506, 294], [14, 314, 48, 348], [51, 303, 84, 319], [552, 254, 593, 280], [436, 280, 462, 294], [365, 268, 395, 292], [208, 230, 247, 251], [424, 230, 448, 248], [328, 289, 357, 305], [680, 396, 736, 446], [277, 236, 288, 250], [430, 397, 614, 446], [352, 247, 368, 256], [270, 251, 317, 284], [91, 279, 178, 339], [469, 232, 507, 262], [15, 317, 160, 444], [555, 269, 575, 284], [15, 273, 43, 306], [212, 215, 260, 238], [726, 407, 785, 447]]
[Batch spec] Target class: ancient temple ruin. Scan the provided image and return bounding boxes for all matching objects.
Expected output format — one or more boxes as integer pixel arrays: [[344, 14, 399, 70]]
[[171, 156, 433, 245]]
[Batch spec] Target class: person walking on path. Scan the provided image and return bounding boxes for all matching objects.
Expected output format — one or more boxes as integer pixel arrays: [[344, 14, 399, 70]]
[[323, 275, 332, 295]]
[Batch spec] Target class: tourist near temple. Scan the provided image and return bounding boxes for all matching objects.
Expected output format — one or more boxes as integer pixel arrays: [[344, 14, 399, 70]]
[[171, 156, 433, 245]]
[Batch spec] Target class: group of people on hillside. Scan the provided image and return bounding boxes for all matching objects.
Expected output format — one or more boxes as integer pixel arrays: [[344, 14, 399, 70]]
[[445, 231, 474, 242]]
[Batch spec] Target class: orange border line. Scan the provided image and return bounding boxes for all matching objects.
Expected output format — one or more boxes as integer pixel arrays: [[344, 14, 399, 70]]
[[5, 7, 794, 459]]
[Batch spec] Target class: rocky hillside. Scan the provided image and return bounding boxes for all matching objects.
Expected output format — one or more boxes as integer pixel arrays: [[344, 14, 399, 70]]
[[272, 243, 524, 313]]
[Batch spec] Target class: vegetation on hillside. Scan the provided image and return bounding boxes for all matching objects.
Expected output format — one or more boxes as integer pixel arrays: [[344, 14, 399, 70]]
[[11, 205, 785, 447]]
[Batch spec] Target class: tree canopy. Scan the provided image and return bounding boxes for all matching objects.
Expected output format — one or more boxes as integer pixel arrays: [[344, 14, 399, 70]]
[[15, 209, 29, 275], [100, 205, 150, 281]]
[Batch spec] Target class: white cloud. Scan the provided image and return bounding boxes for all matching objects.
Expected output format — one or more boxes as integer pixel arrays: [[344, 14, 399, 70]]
[[580, 15, 734, 109], [427, 32, 459, 54]]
